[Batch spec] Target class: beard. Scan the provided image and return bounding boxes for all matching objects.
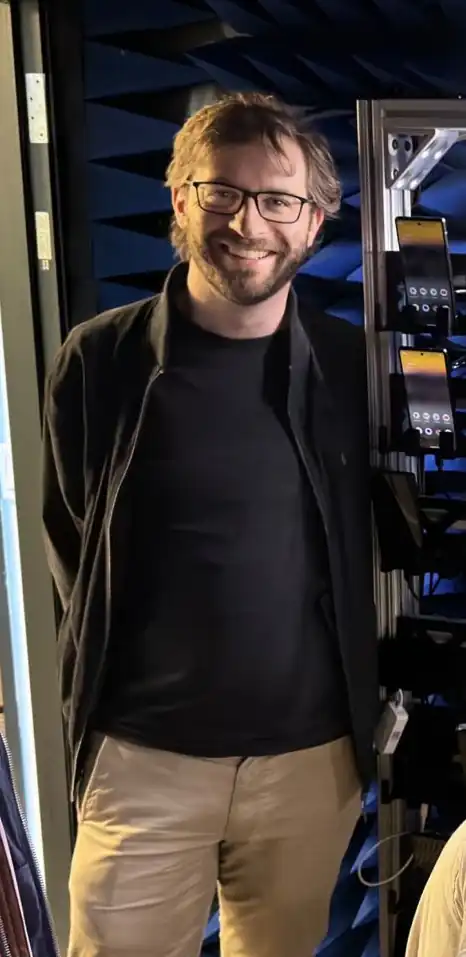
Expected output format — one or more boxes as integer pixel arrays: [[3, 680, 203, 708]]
[[185, 225, 311, 306]]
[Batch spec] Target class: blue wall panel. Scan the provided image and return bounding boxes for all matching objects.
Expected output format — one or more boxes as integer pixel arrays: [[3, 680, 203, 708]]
[[85, 42, 205, 97], [86, 103, 179, 159], [87, 166, 170, 219], [79, 0, 466, 952], [84, 0, 213, 36]]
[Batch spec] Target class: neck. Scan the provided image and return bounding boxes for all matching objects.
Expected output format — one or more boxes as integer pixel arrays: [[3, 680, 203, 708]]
[[184, 261, 290, 339]]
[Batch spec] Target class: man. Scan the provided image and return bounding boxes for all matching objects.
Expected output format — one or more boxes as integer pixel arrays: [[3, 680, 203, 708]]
[[42, 92, 377, 957], [405, 819, 466, 956]]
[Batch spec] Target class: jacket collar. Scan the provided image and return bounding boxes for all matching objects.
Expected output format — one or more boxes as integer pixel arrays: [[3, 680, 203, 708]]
[[148, 263, 183, 367]]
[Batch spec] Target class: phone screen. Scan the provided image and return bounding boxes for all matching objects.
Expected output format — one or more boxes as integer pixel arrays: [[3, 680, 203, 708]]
[[396, 218, 455, 320], [399, 349, 454, 450]]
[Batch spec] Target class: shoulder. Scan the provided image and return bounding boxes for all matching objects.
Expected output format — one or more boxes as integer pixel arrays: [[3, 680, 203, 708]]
[[46, 295, 158, 398], [428, 819, 466, 939], [443, 820, 466, 909], [57, 295, 157, 365], [405, 821, 466, 956], [422, 819, 466, 918]]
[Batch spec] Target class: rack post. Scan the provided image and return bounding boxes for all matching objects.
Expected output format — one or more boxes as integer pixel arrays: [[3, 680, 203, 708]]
[[357, 97, 466, 957]]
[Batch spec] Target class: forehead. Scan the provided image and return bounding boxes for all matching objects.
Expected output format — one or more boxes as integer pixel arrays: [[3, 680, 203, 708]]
[[193, 136, 308, 194]]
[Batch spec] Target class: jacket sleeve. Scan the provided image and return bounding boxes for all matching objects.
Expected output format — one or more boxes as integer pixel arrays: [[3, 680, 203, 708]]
[[42, 340, 85, 617]]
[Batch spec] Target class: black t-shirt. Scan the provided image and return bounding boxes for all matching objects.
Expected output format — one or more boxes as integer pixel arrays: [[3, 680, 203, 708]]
[[95, 309, 349, 754]]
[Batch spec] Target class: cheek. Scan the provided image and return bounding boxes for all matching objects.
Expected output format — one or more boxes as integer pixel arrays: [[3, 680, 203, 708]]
[[191, 209, 217, 237], [282, 224, 311, 252], [183, 193, 205, 228]]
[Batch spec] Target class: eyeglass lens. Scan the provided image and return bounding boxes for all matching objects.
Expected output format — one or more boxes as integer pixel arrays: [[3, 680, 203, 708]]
[[196, 183, 303, 223]]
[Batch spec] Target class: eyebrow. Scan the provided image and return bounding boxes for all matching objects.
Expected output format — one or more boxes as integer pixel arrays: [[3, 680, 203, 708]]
[[205, 177, 240, 188], [201, 178, 294, 194]]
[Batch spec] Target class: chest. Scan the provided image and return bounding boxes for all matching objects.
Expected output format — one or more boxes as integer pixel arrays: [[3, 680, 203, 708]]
[[129, 366, 305, 509]]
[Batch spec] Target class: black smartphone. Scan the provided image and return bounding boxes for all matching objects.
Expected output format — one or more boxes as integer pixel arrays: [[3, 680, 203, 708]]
[[399, 348, 454, 451], [395, 217, 455, 322]]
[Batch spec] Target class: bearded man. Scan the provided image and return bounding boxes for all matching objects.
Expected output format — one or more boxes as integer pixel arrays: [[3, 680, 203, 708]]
[[43, 91, 377, 957]]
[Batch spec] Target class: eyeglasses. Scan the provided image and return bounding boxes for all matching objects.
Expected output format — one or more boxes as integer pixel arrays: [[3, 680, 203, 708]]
[[191, 181, 311, 224]]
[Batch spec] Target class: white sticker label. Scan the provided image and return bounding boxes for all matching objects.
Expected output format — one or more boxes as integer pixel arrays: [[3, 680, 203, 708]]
[[35, 211, 52, 263]]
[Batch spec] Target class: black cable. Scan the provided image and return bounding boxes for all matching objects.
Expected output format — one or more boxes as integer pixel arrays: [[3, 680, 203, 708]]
[[405, 574, 422, 602], [428, 573, 443, 596]]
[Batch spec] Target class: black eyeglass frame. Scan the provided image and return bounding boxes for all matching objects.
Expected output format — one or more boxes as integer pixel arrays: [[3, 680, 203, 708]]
[[190, 181, 311, 224]]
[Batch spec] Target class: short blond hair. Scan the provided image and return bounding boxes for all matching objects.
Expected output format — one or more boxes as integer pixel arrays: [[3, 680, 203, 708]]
[[165, 92, 341, 260]]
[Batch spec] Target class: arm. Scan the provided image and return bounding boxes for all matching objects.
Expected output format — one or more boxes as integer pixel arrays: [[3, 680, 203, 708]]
[[42, 339, 85, 617], [405, 822, 466, 957]]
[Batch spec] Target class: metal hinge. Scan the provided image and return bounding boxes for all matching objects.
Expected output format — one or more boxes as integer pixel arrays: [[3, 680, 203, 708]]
[[25, 73, 48, 144]]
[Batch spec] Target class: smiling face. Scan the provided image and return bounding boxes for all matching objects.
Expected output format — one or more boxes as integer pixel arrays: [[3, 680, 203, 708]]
[[171, 136, 324, 307]]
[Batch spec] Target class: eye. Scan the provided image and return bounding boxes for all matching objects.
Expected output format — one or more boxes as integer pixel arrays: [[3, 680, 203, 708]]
[[212, 188, 236, 200], [199, 184, 241, 210], [263, 194, 296, 209], [205, 186, 238, 202]]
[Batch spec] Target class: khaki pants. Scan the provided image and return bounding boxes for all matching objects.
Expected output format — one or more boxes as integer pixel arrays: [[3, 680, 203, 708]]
[[68, 734, 361, 957]]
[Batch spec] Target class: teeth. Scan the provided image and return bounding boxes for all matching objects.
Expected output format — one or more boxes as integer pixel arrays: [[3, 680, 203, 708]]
[[227, 249, 269, 260]]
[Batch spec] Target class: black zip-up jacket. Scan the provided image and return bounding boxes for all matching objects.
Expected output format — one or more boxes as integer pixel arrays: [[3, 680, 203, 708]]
[[42, 264, 379, 801]]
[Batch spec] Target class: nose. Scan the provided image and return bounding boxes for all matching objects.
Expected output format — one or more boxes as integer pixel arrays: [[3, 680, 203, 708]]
[[229, 196, 266, 238]]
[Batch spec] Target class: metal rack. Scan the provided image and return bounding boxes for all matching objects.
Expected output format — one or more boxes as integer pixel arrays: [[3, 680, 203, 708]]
[[357, 99, 466, 957]]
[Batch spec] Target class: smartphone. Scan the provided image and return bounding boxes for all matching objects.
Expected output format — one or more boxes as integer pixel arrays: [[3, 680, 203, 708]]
[[399, 348, 454, 450], [395, 217, 455, 322]]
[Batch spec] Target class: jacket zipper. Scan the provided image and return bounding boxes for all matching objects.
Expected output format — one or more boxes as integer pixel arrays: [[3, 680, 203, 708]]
[[1, 734, 59, 957], [0, 917, 13, 957], [71, 365, 164, 800]]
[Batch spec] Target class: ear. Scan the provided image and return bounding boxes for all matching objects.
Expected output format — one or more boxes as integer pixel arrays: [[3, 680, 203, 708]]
[[308, 207, 325, 245], [172, 186, 188, 227]]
